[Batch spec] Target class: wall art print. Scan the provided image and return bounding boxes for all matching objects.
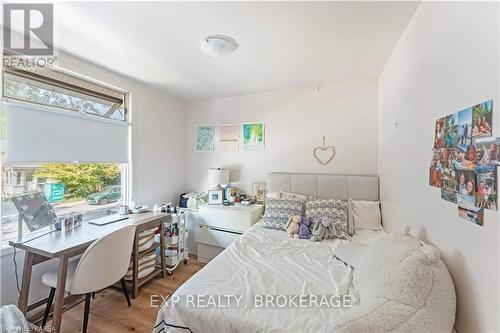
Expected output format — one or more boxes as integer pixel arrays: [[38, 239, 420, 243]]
[[242, 122, 264, 152], [217, 123, 239, 152], [196, 125, 215, 152]]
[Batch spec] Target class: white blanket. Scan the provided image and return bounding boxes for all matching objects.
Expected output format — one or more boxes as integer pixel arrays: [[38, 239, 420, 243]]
[[154, 223, 382, 333]]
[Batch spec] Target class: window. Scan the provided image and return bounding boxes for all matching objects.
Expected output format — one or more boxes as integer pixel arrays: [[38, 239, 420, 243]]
[[3, 67, 127, 121], [1, 163, 128, 246], [1, 65, 130, 249]]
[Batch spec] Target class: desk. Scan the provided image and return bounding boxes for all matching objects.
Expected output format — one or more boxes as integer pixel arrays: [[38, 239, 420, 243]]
[[9, 212, 168, 333]]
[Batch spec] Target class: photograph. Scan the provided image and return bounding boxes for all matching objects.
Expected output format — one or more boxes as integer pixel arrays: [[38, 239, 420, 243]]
[[242, 122, 265, 152], [475, 170, 497, 211], [458, 205, 484, 226], [252, 182, 266, 204], [457, 194, 484, 226], [441, 189, 457, 203], [429, 166, 442, 188], [455, 170, 476, 196], [196, 125, 215, 152], [431, 148, 447, 170], [444, 112, 458, 148], [454, 143, 477, 170], [472, 100, 493, 138], [456, 107, 472, 152], [216, 123, 239, 152], [475, 136, 500, 171], [208, 189, 223, 204], [442, 148, 457, 191], [63, 216, 74, 231], [434, 117, 446, 148]]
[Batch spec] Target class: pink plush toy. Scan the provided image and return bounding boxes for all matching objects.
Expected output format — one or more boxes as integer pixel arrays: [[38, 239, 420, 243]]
[[285, 215, 302, 239]]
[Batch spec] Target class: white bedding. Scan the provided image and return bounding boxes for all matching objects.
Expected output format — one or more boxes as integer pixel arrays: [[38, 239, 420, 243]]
[[154, 222, 384, 333]]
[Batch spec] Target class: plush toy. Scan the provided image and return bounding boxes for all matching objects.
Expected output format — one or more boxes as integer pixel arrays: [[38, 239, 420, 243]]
[[311, 216, 333, 241], [285, 215, 302, 238], [298, 217, 313, 239]]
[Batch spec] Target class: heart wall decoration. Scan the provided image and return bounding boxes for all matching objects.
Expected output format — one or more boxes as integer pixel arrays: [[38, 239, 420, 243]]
[[313, 136, 336, 166]]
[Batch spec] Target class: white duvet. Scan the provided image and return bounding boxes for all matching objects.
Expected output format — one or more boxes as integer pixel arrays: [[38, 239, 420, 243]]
[[154, 223, 384, 333]]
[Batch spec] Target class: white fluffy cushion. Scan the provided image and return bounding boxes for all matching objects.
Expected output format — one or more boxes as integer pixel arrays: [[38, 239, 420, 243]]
[[334, 233, 456, 333], [351, 200, 382, 231]]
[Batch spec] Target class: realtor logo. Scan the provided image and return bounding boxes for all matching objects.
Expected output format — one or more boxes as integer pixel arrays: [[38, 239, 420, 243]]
[[3, 3, 53, 56]]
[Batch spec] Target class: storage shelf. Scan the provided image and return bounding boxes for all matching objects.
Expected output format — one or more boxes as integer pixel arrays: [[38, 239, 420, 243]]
[[139, 241, 161, 256], [137, 265, 164, 287]]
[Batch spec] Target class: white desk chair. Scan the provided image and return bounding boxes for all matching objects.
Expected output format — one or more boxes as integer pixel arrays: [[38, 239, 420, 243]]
[[41, 225, 136, 333]]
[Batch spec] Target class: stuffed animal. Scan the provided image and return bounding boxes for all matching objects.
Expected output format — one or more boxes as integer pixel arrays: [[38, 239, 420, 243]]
[[311, 216, 333, 241], [298, 217, 313, 239], [285, 215, 302, 238]]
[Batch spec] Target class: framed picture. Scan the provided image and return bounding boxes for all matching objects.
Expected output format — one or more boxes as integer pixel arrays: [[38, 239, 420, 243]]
[[242, 122, 265, 152], [216, 123, 239, 152], [208, 190, 223, 205], [252, 182, 266, 204], [196, 125, 215, 152]]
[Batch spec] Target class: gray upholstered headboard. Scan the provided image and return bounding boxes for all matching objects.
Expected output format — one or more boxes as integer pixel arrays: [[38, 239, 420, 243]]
[[267, 173, 379, 201]]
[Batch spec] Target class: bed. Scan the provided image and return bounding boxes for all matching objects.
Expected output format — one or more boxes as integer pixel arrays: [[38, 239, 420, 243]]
[[154, 222, 384, 333], [154, 173, 381, 333], [154, 173, 455, 333]]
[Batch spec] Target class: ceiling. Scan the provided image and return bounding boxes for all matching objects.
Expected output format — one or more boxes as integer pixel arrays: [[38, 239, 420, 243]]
[[53, 1, 419, 101]]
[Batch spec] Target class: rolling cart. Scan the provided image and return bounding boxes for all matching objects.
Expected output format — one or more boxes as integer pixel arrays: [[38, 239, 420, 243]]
[[156, 209, 189, 275]]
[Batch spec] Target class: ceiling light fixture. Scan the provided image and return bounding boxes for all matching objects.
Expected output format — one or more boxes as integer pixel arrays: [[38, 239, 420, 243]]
[[200, 35, 238, 58]]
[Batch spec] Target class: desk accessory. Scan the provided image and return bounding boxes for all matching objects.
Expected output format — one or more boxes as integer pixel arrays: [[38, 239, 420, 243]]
[[131, 205, 149, 214], [119, 205, 129, 215], [208, 189, 223, 204], [88, 214, 129, 226], [252, 183, 265, 204], [11, 192, 57, 239]]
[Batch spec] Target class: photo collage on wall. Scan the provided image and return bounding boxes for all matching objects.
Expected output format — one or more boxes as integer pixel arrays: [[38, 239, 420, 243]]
[[196, 122, 265, 152], [430, 99, 498, 226]]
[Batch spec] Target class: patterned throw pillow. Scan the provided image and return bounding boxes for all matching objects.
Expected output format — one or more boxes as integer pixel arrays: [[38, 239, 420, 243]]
[[306, 199, 349, 239], [262, 197, 303, 230]]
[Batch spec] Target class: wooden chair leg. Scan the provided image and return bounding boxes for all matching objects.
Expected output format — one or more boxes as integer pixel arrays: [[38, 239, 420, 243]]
[[120, 278, 131, 308], [42, 287, 56, 327], [82, 293, 91, 333]]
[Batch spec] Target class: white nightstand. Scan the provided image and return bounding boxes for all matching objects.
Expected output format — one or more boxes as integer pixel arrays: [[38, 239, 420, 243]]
[[196, 204, 264, 263]]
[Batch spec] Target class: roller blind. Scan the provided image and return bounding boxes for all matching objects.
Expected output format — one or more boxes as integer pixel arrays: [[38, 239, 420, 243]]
[[3, 101, 129, 163]]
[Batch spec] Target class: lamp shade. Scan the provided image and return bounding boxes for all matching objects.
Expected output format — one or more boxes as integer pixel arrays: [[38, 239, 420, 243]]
[[208, 168, 229, 187]]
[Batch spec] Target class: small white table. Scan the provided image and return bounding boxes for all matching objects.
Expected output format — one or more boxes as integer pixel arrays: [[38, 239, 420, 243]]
[[196, 204, 264, 263]]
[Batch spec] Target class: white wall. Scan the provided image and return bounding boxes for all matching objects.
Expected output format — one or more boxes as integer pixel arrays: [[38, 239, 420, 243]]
[[378, 2, 500, 332], [1, 51, 187, 306], [57, 52, 187, 207], [185, 81, 378, 194]]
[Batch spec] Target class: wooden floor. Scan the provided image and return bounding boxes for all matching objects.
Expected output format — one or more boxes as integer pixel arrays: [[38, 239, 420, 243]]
[[46, 258, 204, 333]]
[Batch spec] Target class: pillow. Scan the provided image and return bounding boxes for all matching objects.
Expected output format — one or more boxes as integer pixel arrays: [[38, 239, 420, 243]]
[[266, 192, 280, 198], [351, 200, 383, 231], [306, 199, 349, 239], [280, 191, 308, 201], [262, 197, 303, 230]]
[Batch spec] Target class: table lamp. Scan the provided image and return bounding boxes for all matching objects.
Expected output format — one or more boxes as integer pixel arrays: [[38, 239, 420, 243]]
[[208, 168, 229, 190]]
